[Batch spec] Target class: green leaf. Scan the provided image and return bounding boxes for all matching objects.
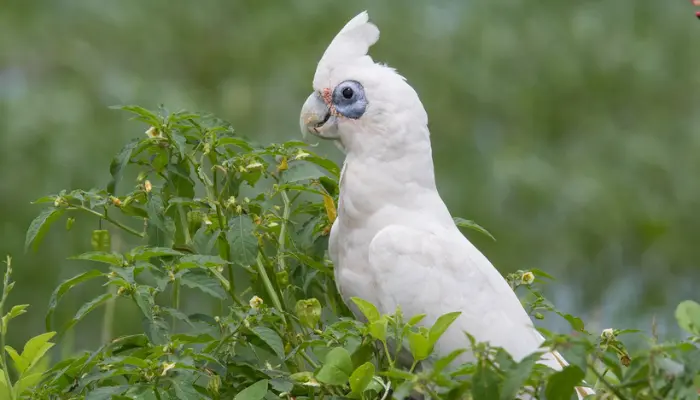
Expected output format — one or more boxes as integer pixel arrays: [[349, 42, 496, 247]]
[[545, 365, 585, 400], [144, 315, 170, 345], [12, 372, 42, 396], [218, 137, 254, 152], [134, 286, 155, 319], [368, 318, 388, 342], [170, 376, 203, 400], [21, 331, 56, 374], [282, 162, 326, 183], [107, 138, 141, 194], [472, 360, 502, 400], [500, 352, 540, 400], [170, 132, 188, 159], [6, 332, 56, 375], [146, 194, 168, 233], [428, 311, 461, 346], [62, 293, 113, 333], [112, 104, 161, 125], [251, 326, 285, 359], [0, 374, 9, 400], [46, 270, 104, 330], [120, 356, 149, 368], [128, 246, 183, 261], [177, 254, 230, 269], [70, 251, 125, 266], [305, 156, 341, 177], [432, 349, 466, 374], [2, 304, 29, 334], [179, 270, 227, 299], [408, 332, 431, 361], [4, 346, 22, 373], [350, 297, 380, 323], [453, 217, 496, 241], [556, 311, 586, 333], [25, 207, 65, 252], [84, 385, 130, 400], [226, 215, 258, 267], [407, 314, 426, 326], [193, 226, 220, 255], [676, 300, 700, 336], [233, 379, 268, 400], [349, 362, 375, 396], [316, 347, 353, 386]]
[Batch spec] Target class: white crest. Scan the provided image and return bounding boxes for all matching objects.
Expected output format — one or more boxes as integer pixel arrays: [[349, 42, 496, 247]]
[[313, 11, 380, 89]]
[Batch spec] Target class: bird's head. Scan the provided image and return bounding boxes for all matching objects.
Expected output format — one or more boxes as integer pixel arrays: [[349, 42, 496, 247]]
[[300, 11, 428, 155]]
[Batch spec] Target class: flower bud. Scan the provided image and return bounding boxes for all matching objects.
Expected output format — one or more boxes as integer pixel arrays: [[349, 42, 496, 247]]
[[601, 328, 615, 340]]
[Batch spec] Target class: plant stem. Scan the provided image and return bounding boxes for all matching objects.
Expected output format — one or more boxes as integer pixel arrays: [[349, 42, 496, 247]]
[[299, 349, 319, 369], [409, 360, 418, 373], [72, 206, 144, 238], [172, 277, 180, 330], [176, 204, 192, 245], [382, 340, 394, 368], [255, 253, 286, 325], [100, 285, 117, 344], [0, 257, 15, 400], [276, 190, 291, 273], [588, 360, 629, 400], [153, 384, 163, 400]]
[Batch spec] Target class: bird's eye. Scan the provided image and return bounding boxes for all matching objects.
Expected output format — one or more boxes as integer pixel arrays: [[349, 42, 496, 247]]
[[331, 80, 367, 120]]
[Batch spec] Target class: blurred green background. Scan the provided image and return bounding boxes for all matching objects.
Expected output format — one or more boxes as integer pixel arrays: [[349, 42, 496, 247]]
[[1, 1, 699, 352]]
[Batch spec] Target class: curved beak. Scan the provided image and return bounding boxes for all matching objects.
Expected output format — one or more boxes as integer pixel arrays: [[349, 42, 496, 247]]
[[300, 92, 339, 140]]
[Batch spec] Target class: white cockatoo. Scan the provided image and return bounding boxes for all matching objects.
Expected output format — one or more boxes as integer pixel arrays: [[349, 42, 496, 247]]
[[299, 11, 594, 399]]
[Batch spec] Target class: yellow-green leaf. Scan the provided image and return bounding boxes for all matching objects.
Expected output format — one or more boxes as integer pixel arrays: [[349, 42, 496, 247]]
[[350, 297, 380, 323]]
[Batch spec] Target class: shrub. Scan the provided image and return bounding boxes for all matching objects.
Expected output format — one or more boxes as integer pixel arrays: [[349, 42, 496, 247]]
[[4, 105, 699, 399]]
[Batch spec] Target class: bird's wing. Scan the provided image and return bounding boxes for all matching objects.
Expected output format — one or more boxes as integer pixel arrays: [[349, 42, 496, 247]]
[[368, 223, 544, 362], [367, 223, 595, 398]]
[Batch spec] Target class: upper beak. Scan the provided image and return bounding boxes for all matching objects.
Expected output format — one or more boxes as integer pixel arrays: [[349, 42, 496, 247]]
[[300, 92, 339, 140]]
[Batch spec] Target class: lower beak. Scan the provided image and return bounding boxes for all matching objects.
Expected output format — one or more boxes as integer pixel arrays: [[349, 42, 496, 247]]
[[300, 92, 339, 140]]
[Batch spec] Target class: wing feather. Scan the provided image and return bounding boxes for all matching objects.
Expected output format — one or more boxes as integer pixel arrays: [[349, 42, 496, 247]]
[[368, 224, 544, 364]]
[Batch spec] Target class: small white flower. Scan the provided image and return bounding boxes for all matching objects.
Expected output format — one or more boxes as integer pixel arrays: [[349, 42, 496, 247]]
[[145, 126, 161, 138], [249, 295, 264, 310], [161, 362, 176, 376], [521, 271, 535, 285]]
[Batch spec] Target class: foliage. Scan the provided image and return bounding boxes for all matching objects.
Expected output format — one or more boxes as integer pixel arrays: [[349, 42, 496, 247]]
[[4, 106, 699, 399]]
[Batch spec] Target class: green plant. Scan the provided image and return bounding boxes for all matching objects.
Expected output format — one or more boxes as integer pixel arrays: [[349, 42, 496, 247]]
[[9, 105, 700, 399]]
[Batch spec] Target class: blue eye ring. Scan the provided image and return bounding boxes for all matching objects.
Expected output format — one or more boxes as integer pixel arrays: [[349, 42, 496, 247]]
[[332, 80, 367, 119]]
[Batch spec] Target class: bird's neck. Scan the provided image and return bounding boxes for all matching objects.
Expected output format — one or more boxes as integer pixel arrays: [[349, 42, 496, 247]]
[[337, 136, 448, 221]]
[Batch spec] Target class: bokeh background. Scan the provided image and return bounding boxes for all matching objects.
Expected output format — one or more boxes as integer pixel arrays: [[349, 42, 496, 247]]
[[1, 1, 699, 352]]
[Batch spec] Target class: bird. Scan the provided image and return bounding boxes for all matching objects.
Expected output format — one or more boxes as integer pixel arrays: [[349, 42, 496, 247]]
[[299, 11, 595, 399]]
